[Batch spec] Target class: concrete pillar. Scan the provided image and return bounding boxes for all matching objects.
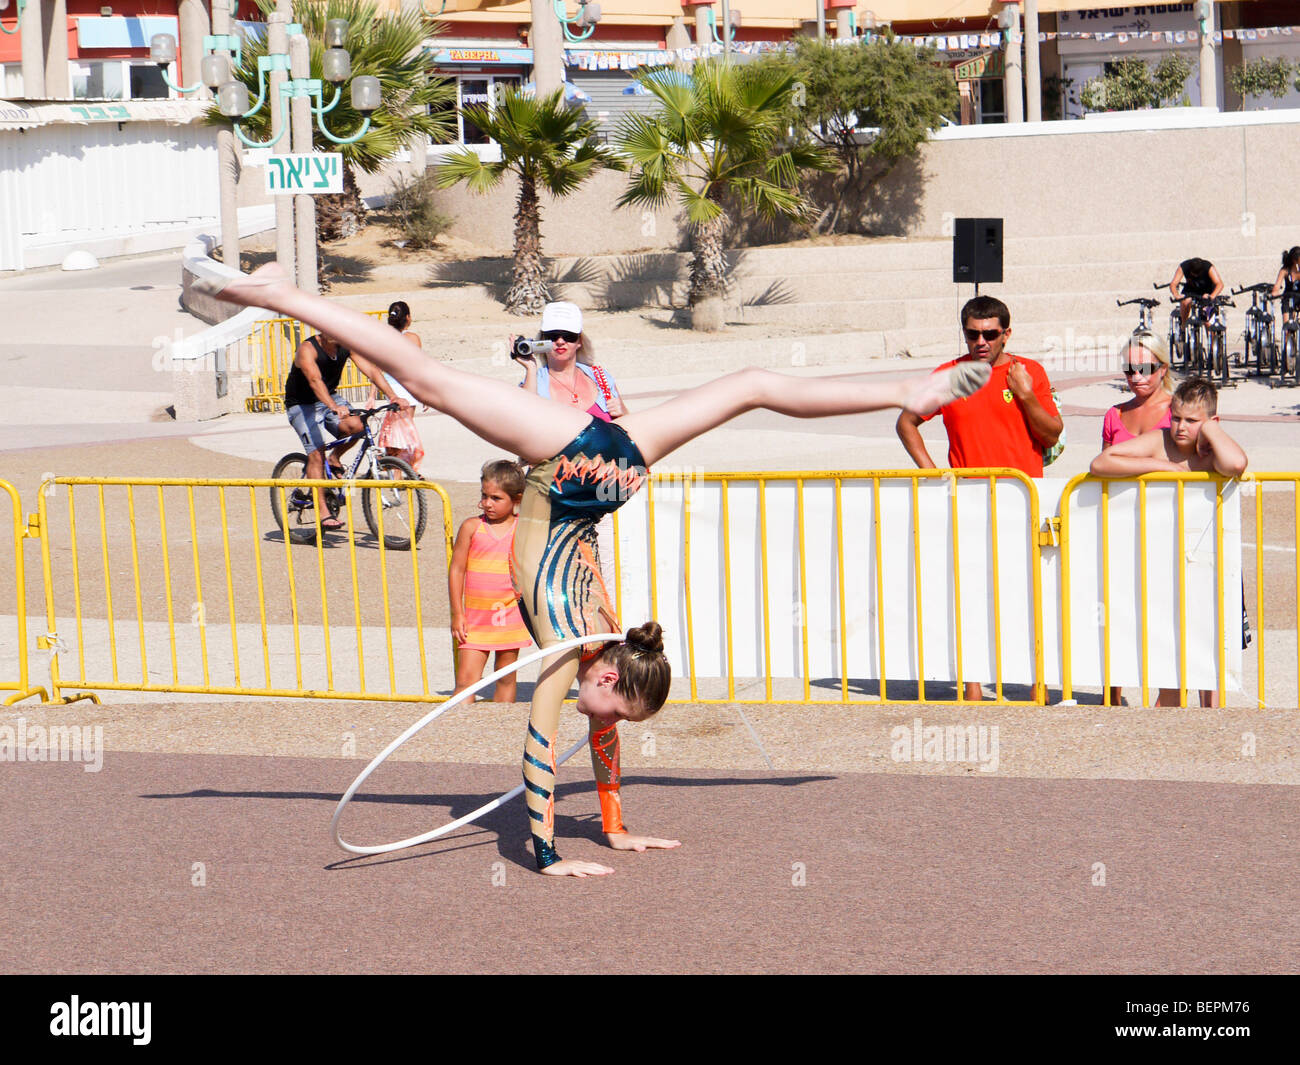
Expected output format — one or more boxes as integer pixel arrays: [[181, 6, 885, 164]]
[[178, 0, 209, 95], [42, 0, 68, 99], [687, 4, 713, 49], [289, 32, 317, 294], [1002, 5, 1023, 124], [666, 16, 691, 54], [268, 9, 295, 279], [212, 0, 240, 267], [531, 0, 564, 96], [20, 0, 46, 98], [834, 10, 851, 39], [1199, 10, 1218, 110], [1024, 0, 1041, 122]]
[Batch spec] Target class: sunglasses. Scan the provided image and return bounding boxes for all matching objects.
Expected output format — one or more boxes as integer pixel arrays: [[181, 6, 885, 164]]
[[1123, 363, 1160, 376], [963, 328, 1004, 342], [541, 330, 580, 343]]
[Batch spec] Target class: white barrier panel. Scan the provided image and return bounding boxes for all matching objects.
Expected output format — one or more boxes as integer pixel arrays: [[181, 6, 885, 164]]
[[1043, 479, 1243, 692], [616, 475, 1242, 695], [616, 476, 1039, 688]]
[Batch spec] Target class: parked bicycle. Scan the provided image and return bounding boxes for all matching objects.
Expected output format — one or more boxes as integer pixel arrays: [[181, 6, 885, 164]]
[[1231, 282, 1280, 377], [1279, 290, 1300, 383], [1116, 294, 1162, 333], [270, 402, 428, 549], [1156, 280, 1191, 371], [1171, 292, 1233, 385]]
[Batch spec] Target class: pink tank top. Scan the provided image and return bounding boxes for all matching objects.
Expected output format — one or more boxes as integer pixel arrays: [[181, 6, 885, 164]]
[[1102, 403, 1172, 448]]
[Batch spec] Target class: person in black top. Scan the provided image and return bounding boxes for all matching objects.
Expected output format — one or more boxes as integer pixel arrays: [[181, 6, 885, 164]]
[[284, 331, 410, 529], [1169, 256, 1225, 327], [1270, 246, 1300, 321]]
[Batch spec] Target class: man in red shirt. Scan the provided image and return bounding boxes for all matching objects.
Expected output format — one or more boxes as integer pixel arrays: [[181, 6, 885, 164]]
[[895, 295, 1062, 700]]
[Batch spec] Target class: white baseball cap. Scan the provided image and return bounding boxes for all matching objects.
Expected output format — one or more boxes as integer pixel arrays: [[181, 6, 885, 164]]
[[541, 301, 583, 335]]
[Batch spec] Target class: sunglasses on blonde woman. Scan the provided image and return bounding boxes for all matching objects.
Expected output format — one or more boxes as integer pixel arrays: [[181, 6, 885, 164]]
[[1123, 363, 1159, 376]]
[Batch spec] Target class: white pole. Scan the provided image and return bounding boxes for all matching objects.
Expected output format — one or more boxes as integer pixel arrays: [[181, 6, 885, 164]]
[[289, 32, 317, 294], [212, 0, 240, 269], [1024, 0, 1041, 122], [269, 6, 295, 281]]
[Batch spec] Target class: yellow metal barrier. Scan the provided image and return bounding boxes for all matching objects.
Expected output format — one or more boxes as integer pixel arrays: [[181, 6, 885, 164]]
[[1243, 474, 1299, 710], [246, 311, 386, 413], [35, 476, 455, 704], [618, 469, 1047, 705], [0, 480, 46, 705], [1057, 472, 1267, 708]]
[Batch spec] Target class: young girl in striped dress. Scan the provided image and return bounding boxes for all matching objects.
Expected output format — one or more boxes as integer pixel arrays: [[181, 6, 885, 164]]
[[448, 460, 533, 702]]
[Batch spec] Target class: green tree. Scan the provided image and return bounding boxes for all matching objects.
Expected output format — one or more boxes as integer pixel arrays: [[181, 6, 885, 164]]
[[207, 0, 454, 242], [1227, 55, 1294, 106], [765, 35, 958, 234], [434, 88, 625, 315], [616, 59, 835, 331], [1080, 54, 1194, 112]]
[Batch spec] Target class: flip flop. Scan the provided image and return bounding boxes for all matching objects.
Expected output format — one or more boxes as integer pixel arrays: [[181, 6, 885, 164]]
[[319, 516, 346, 531]]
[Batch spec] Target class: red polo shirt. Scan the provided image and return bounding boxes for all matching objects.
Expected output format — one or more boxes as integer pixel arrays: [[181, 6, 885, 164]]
[[921, 354, 1058, 477]]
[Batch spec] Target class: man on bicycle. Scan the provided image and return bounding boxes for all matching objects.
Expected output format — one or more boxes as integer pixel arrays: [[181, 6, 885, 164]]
[[1171, 257, 1224, 327], [285, 331, 411, 529]]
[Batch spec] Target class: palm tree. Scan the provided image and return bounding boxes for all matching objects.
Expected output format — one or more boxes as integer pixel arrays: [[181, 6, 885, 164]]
[[616, 60, 835, 331], [207, 0, 454, 243], [434, 87, 625, 315]]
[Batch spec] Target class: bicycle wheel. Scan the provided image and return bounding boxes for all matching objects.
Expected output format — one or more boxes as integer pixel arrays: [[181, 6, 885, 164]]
[[1211, 328, 1229, 387], [360, 455, 428, 550], [270, 453, 338, 545], [1168, 319, 1185, 371], [1264, 327, 1279, 376]]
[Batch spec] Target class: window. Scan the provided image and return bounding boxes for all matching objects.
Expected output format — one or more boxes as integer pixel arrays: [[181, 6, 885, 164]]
[[977, 79, 1005, 124], [435, 73, 523, 145], [69, 60, 170, 101], [1, 63, 22, 98]]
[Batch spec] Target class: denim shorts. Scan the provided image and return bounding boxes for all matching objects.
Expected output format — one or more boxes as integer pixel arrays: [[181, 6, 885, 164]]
[[286, 394, 351, 453]]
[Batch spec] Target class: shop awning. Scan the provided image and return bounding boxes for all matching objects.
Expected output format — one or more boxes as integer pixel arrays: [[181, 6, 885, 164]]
[[75, 16, 178, 50], [0, 98, 205, 130]]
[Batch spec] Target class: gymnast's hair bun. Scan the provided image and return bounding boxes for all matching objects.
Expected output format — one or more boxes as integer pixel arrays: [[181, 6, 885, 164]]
[[625, 621, 664, 656]]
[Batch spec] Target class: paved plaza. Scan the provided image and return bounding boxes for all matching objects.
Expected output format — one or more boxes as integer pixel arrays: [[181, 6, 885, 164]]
[[1, 249, 1297, 974]]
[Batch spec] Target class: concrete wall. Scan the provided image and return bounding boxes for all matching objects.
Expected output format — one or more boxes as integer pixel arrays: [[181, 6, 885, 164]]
[[366, 109, 1300, 258]]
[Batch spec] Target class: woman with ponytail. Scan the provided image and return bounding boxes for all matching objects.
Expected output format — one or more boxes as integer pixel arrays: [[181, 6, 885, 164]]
[[202, 264, 991, 876]]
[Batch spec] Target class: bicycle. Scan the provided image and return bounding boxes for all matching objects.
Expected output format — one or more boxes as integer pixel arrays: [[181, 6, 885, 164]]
[[270, 402, 428, 549], [1116, 295, 1162, 333], [1231, 283, 1279, 377], [1279, 292, 1300, 384], [1156, 280, 1191, 371], [1198, 294, 1234, 387]]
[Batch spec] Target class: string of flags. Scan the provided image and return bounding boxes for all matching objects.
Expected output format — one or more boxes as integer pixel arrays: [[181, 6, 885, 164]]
[[562, 24, 1300, 69]]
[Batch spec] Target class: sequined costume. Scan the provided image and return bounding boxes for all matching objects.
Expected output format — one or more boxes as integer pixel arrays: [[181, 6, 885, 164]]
[[509, 418, 648, 869]]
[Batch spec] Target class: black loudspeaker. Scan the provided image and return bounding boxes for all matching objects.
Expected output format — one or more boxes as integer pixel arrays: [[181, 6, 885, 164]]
[[953, 217, 1003, 286]]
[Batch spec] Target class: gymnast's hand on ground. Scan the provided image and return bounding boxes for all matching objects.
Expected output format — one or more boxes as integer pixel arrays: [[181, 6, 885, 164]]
[[540, 859, 615, 877], [605, 832, 682, 852]]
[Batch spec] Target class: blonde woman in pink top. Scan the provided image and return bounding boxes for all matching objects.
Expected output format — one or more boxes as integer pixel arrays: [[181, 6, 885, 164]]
[[1102, 332, 1174, 447], [1100, 331, 1174, 706]]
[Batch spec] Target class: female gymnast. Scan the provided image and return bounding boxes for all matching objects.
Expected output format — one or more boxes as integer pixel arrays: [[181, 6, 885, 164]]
[[207, 265, 991, 877]]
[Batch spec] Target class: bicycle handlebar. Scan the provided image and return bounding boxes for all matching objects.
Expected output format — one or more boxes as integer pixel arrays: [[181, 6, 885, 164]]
[[1117, 297, 1161, 308], [1230, 282, 1276, 296]]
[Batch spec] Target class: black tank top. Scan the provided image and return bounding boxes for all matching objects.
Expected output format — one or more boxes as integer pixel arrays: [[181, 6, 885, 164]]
[[284, 336, 350, 408], [1179, 258, 1215, 298]]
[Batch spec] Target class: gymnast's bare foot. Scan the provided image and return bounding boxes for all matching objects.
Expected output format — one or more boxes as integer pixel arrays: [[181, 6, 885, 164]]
[[901, 360, 991, 417], [195, 261, 293, 308]]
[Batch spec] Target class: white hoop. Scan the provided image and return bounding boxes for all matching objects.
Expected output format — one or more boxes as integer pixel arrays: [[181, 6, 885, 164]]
[[331, 630, 629, 856]]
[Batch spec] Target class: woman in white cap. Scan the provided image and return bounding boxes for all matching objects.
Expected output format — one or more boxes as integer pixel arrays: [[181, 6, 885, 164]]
[[515, 301, 626, 420], [515, 302, 625, 591]]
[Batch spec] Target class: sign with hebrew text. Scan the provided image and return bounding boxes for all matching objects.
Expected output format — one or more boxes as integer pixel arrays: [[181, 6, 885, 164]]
[[264, 153, 343, 195]]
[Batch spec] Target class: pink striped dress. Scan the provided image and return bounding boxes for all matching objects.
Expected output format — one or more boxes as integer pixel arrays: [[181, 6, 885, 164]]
[[461, 517, 532, 651]]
